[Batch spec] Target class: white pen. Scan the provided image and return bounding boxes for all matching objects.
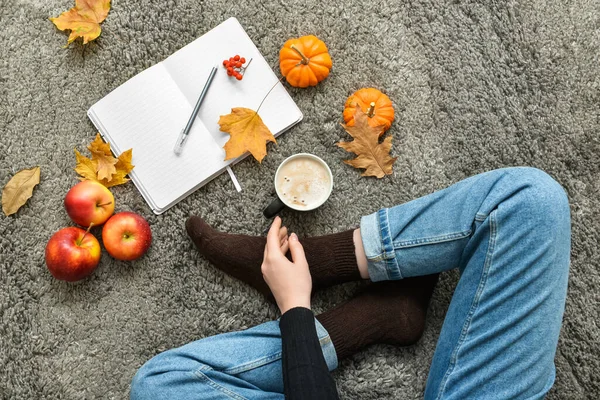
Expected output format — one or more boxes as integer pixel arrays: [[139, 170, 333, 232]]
[[174, 66, 218, 155]]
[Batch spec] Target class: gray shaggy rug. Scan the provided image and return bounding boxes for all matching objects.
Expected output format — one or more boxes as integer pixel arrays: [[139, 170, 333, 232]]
[[1, 0, 598, 398]]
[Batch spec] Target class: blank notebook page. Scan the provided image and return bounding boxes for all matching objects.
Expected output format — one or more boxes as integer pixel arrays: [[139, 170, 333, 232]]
[[90, 63, 227, 211]]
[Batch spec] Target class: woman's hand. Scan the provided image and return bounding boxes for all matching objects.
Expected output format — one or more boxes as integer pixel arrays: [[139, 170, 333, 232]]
[[262, 216, 312, 314]]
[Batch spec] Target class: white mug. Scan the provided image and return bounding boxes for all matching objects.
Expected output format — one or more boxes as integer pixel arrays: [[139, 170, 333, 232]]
[[263, 153, 334, 218]]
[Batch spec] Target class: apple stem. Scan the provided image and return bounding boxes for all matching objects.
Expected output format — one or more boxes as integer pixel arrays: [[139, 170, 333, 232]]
[[97, 202, 113, 207], [78, 223, 95, 245]]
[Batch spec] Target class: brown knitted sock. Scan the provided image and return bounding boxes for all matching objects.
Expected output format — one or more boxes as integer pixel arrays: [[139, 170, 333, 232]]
[[316, 274, 439, 361], [185, 216, 361, 297]]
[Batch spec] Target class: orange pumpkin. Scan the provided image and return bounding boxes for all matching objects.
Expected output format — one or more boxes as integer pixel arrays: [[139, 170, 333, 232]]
[[343, 88, 395, 133], [279, 35, 332, 88]]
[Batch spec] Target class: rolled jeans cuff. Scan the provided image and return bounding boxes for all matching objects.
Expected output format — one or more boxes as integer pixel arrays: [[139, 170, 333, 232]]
[[360, 209, 402, 282], [315, 319, 338, 370]]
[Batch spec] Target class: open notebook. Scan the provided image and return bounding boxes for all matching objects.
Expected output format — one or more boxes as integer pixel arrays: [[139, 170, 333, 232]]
[[88, 17, 303, 214]]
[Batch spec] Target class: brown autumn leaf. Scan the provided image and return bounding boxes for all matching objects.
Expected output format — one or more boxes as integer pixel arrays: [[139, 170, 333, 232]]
[[337, 107, 397, 178], [2, 167, 41, 216], [219, 107, 276, 162], [50, 0, 111, 46], [75, 136, 134, 187], [88, 133, 117, 181]]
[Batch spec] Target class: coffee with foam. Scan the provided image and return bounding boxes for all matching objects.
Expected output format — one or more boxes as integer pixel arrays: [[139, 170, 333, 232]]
[[276, 156, 331, 208]]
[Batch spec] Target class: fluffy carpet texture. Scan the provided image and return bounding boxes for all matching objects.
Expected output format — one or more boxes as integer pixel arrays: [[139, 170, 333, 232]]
[[1, 0, 598, 398]]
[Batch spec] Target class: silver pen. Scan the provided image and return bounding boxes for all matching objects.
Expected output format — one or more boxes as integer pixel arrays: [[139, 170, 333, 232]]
[[174, 66, 218, 155]]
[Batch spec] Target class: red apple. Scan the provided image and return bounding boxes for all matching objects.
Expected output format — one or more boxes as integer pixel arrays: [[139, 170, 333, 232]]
[[102, 212, 152, 261], [64, 181, 115, 227], [45, 227, 101, 281]]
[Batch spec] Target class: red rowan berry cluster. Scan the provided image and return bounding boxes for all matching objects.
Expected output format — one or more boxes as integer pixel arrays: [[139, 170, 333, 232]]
[[222, 55, 248, 80]]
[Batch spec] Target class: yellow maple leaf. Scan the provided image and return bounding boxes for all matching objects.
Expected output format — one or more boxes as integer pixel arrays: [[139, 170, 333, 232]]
[[75, 137, 134, 187], [337, 107, 397, 178], [114, 148, 134, 173], [99, 149, 135, 187], [88, 133, 117, 181], [74, 149, 100, 182], [88, 133, 112, 156], [76, 0, 111, 22], [50, 0, 111, 45], [219, 108, 276, 163]]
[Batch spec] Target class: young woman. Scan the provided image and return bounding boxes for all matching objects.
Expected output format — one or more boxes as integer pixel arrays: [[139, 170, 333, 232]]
[[130, 167, 571, 400]]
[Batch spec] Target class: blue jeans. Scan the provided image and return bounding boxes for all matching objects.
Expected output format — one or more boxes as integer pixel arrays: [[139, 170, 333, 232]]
[[131, 167, 570, 399]]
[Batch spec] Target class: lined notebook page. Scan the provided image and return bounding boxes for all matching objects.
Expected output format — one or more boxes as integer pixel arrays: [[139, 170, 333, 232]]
[[163, 17, 303, 152], [90, 63, 227, 211]]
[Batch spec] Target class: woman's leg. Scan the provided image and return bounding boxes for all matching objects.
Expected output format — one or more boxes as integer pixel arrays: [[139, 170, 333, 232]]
[[185, 166, 569, 397], [130, 319, 337, 400], [359, 167, 570, 399], [186, 218, 439, 361], [129, 278, 435, 399]]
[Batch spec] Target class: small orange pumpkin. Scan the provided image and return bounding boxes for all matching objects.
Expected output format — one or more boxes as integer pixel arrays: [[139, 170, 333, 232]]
[[279, 35, 332, 88], [343, 88, 395, 133]]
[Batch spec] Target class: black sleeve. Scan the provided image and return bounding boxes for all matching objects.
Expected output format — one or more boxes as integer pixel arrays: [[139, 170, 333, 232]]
[[279, 307, 340, 400]]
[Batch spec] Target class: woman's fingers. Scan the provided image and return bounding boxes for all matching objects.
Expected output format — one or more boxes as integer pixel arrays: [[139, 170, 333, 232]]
[[267, 216, 282, 252], [281, 236, 290, 254], [263, 239, 268, 261], [279, 226, 288, 242], [288, 233, 307, 264], [279, 225, 288, 247]]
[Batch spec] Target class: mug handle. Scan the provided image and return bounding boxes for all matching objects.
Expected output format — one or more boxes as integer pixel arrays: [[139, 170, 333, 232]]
[[263, 197, 286, 219]]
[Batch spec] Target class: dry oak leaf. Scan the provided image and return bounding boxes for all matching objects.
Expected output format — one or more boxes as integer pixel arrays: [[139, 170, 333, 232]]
[[219, 107, 276, 163], [88, 133, 117, 181], [2, 167, 41, 216], [50, 0, 111, 45], [337, 107, 397, 178]]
